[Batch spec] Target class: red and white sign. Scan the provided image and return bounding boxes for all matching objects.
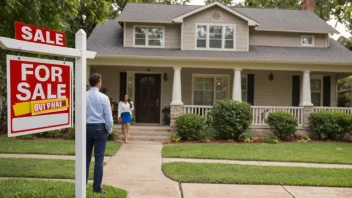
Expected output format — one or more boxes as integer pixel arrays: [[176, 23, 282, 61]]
[[15, 22, 66, 47], [7, 55, 72, 137]]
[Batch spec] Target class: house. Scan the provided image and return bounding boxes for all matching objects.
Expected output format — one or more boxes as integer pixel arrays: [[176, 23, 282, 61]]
[[87, 0, 352, 133]]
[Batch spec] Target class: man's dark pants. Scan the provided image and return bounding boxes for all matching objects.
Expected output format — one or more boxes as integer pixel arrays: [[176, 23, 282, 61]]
[[86, 124, 108, 192]]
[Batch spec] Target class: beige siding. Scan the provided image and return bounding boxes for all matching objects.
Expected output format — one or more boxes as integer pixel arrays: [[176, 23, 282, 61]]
[[125, 23, 181, 49], [182, 6, 249, 51], [249, 30, 328, 48]]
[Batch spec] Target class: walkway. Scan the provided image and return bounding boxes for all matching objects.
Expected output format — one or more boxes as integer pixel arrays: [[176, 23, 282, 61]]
[[102, 141, 181, 198]]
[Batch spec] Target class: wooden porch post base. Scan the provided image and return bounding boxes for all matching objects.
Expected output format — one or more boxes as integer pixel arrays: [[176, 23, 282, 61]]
[[170, 105, 184, 128]]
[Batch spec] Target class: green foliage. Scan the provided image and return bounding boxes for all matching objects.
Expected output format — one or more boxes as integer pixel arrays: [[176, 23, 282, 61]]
[[262, 136, 280, 144], [171, 134, 182, 142], [37, 130, 62, 138], [310, 111, 352, 140], [176, 114, 205, 141], [162, 106, 171, 125], [267, 112, 298, 139], [338, 95, 350, 107], [108, 131, 116, 141], [239, 131, 254, 143], [211, 100, 252, 140], [63, 127, 76, 140], [15, 134, 34, 140], [201, 128, 217, 143]]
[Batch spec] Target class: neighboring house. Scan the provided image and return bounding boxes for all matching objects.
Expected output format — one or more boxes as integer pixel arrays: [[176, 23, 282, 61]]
[[87, 0, 352, 131]]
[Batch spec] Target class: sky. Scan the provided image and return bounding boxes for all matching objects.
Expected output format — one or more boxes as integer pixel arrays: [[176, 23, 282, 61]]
[[188, 0, 351, 40]]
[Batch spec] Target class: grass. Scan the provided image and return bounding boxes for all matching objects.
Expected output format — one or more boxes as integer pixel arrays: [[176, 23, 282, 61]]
[[0, 137, 121, 156], [0, 179, 127, 198], [162, 162, 352, 187], [162, 142, 352, 164], [0, 158, 101, 179]]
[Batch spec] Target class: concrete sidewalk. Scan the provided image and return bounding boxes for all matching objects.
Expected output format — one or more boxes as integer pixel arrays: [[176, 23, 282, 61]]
[[102, 141, 181, 198], [163, 158, 352, 169]]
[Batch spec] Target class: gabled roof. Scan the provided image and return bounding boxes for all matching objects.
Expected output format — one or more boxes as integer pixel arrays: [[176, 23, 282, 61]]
[[87, 20, 352, 64], [117, 3, 338, 34], [172, 2, 258, 26]]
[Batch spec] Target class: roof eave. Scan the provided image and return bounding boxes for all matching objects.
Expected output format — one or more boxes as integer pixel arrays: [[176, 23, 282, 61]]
[[117, 19, 174, 24], [255, 27, 339, 34]]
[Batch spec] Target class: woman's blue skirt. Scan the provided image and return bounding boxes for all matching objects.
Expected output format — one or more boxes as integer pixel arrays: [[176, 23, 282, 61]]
[[121, 112, 132, 124]]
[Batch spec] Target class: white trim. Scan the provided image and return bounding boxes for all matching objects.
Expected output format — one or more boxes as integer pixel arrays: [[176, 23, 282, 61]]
[[195, 23, 236, 51], [172, 2, 258, 26], [301, 35, 315, 47], [133, 25, 165, 48], [191, 74, 231, 105]]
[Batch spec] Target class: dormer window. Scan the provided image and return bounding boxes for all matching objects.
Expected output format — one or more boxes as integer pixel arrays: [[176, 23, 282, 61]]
[[134, 26, 164, 48], [196, 24, 236, 50], [301, 36, 314, 47]]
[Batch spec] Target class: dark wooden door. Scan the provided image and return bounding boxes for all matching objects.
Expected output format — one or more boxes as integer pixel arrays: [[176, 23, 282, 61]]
[[135, 74, 161, 123]]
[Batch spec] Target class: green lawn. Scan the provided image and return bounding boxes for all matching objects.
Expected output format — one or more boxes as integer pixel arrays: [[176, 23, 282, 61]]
[[0, 137, 121, 156], [162, 142, 352, 164], [0, 179, 127, 198], [0, 158, 100, 179], [162, 162, 352, 187]]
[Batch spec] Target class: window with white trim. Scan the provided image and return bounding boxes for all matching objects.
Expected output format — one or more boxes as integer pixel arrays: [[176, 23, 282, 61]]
[[311, 78, 322, 106], [134, 26, 164, 47], [301, 36, 314, 46], [196, 24, 235, 50], [193, 76, 229, 105]]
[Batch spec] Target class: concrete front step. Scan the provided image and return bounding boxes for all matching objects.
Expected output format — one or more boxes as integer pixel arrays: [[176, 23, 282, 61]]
[[116, 135, 170, 142], [116, 131, 171, 137]]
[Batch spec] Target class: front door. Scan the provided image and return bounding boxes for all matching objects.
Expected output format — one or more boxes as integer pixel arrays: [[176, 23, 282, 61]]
[[135, 74, 161, 123]]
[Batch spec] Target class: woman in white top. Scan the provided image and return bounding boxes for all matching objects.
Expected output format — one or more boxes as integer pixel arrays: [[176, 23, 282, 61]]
[[118, 94, 134, 143]]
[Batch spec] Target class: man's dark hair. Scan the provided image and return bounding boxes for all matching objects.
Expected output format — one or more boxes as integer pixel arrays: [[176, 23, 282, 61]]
[[89, 73, 102, 87]]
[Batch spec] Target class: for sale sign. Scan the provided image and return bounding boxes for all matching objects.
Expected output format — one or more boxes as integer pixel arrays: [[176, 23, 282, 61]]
[[7, 55, 72, 137]]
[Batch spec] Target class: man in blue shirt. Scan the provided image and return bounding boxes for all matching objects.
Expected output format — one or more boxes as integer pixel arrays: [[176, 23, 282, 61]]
[[86, 73, 113, 194]]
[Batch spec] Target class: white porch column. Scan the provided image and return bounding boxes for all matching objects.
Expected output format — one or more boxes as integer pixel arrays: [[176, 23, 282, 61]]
[[232, 68, 242, 101], [171, 67, 183, 105], [300, 70, 313, 106]]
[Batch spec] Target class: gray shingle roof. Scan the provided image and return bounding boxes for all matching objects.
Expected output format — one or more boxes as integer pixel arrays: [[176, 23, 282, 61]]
[[117, 3, 338, 34], [87, 20, 352, 64]]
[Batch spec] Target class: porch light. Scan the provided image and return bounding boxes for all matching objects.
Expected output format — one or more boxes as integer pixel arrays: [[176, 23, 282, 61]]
[[163, 73, 168, 81], [269, 73, 274, 81]]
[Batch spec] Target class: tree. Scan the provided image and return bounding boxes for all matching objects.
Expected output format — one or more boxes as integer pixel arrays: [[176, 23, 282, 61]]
[[332, 1, 352, 30], [0, 0, 115, 133]]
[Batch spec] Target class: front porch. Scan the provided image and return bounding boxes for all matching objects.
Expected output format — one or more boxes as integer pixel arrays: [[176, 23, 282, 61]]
[[88, 64, 352, 130]]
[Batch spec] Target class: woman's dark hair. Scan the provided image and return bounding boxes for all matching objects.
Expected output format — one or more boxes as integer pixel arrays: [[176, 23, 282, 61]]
[[124, 94, 133, 109]]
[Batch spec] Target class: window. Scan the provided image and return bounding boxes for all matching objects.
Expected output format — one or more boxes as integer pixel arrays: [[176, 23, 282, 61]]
[[301, 36, 314, 47], [241, 77, 247, 102], [311, 78, 322, 106], [134, 26, 164, 47], [193, 76, 229, 105], [196, 24, 236, 50]]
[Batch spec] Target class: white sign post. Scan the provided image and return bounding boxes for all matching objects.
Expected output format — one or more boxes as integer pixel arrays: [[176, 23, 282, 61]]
[[0, 29, 96, 198]]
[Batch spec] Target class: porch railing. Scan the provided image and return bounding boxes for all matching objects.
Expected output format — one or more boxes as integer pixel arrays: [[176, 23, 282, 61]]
[[252, 106, 304, 126], [313, 107, 352, 114], [183, 105, 304, 126]]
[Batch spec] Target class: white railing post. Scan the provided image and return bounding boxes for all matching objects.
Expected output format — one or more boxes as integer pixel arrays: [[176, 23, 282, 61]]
[[75, 29, 87, 198]]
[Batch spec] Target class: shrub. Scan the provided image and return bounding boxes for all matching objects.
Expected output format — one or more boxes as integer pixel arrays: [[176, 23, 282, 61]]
[[108, 131, 116, 141], [171, 134, 182, 142], [162, 106, 170, 125], [263, 136, 280, 144], [239, 130, 254, 143], [201, 128, 217, 143], [310, 111, 351, 140], [63, 127, 75, 140], [211, 100, 252, 140], [267, 112, 298, 139], [15, 134, 34, 140], [37, 130, 62, 138], [176, 114, 205, 140]]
